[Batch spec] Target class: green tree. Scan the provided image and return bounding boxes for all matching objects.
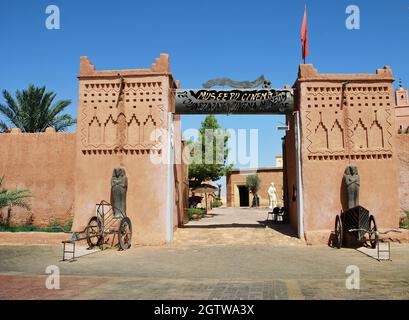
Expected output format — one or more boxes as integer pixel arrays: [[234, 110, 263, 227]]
[[0, 85, 75, 132], [246, 174, 261, 207], [188, 115, 233, 187], [0, 176, 32, 226]]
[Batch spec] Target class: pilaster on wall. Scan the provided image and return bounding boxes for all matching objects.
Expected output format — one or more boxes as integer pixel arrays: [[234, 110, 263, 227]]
[[73, 54, 178, 245], [296, 64, 400, 234]]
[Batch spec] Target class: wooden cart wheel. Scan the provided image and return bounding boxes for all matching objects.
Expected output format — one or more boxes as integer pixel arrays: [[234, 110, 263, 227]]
[[335, 215, 343, 249], [367, 215, 378, 249], [86, 217, 102, 248], [118, 217, 132, 250]]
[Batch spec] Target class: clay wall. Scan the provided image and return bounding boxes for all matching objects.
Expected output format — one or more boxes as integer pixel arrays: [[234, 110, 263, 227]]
[[0, 130, 75, 226], [284, 113, 299, 231], [396, 134, 409, 216], [297, 65, 401, 239], [72, 54, 179, 245]]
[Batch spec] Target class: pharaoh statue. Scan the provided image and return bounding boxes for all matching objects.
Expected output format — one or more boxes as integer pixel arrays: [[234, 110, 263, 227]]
[[344, 165, 360, 209], [111, 168, 128, 218], [268, 182, 278, 209]]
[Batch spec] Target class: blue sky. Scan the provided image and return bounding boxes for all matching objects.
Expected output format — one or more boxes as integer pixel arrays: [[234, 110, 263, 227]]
[[1, 0, 408, 176]]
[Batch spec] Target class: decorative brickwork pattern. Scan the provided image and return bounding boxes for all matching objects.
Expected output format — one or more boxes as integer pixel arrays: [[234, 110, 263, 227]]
[[304, 85, 393, 161], [79, 81, 165, 154]]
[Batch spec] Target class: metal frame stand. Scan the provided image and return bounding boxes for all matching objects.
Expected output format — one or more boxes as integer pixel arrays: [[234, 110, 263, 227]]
[[266, 211, 276, 221], [62, 241, 76, 262], [377, 240, 391, 261]]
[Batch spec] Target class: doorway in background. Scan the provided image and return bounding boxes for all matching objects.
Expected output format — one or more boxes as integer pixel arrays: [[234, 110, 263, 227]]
[[238, 186, 250, 207]]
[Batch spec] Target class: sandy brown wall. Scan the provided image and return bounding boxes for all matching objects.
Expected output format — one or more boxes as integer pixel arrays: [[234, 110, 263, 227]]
[[302, 159, 400, 230], [180, 141, 189, 224], [0, 131, 76, 226], [173, 115, 189, 228], [298, 65, 401, 235], [73, 56, 177, 245], [226, 174, 232, 207], [284, 113, 299, 231], [396, 135, 409, 215], [73, 153, 169, 244]]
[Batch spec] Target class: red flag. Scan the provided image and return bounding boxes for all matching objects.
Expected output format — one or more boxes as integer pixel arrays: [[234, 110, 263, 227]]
[[300, 5, 308, 63]]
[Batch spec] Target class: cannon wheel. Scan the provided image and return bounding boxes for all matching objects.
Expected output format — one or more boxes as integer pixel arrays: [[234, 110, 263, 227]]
[[118, 217, 132, 250], [86, 216, 103, 248], [367, 215, 378, 249], [335, 215, 343, 249]]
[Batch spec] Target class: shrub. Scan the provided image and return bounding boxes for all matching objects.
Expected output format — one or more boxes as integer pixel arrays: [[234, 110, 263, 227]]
[[246, 174, 261, 207], [400, 210, 409, 229], [0, 176, 32, 226], [0, 224, 52, 232], [188, 208, 206, 220], [211, 199, 223, 208], [48, 218, 73, 232], [0, 219, 72, 233]]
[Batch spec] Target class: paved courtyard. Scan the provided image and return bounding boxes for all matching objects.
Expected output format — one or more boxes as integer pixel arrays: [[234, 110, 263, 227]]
[[172, 207, 304, 247], [0, 208, 409, 300]]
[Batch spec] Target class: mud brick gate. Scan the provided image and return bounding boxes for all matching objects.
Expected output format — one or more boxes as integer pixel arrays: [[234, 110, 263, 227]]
[[1, 54, 399, 245]]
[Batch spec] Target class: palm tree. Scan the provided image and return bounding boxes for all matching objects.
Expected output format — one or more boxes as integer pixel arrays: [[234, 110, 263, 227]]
[[246, 174, 261, 207], [0, 85, 75, 132], [0, 176, 32, 226]]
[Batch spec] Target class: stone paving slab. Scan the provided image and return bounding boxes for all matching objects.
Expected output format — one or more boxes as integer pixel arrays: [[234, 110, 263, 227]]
[[0, 208, 408, 300], [0, 274, 108, 300], [0, 244, 409, 299], [172, 208, 305, 247], [1, 274, 408, 300]]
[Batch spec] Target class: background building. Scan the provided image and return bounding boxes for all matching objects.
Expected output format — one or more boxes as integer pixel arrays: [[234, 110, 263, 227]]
[[395, 83, 409, 133], [226, 156, 283, 208]]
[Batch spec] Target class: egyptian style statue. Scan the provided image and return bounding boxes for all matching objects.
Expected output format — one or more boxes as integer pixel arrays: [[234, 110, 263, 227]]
[[111, 168, 127, 218], [268, 182, 278, 209], [344, 165, 360, 209]]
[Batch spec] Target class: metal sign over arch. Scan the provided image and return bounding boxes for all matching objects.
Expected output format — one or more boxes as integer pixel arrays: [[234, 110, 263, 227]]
[[175, 88, 294, 114]]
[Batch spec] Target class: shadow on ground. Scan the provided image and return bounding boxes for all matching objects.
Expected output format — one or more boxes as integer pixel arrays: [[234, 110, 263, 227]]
[[181, 223, 265, 229], [262, 220, 299, 238]]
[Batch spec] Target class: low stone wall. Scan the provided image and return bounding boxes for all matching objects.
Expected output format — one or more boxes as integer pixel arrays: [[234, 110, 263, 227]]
[[0, 232, 68, 246], [0, 130, 76, 226]]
